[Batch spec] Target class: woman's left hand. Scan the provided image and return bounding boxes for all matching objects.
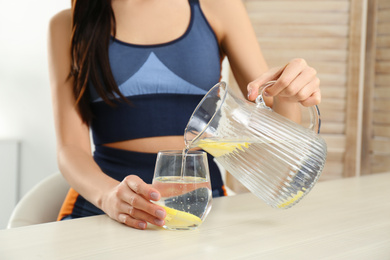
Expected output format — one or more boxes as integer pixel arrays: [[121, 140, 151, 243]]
[[247, 58, 321, 107]]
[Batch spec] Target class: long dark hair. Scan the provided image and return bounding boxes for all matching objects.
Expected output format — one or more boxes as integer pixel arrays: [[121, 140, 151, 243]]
[[69, 0, 126, 124]]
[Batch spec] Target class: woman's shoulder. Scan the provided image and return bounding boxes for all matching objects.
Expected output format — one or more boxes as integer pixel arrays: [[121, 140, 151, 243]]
[[48, 8, 72, 49], [49, 9, 72, 32], [199, 0, 247, 19], [47, 9, 72, 70], [199, 0, 250, 43]]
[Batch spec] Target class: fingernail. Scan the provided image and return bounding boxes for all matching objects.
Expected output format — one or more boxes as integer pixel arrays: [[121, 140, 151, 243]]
[[247, 88, 252, 99], [264, 91, 270, 97], [138, 222, 146, 229], [150, 192, 159, 201], [156, 209, 165, 219], [155, 219, 164, 226]]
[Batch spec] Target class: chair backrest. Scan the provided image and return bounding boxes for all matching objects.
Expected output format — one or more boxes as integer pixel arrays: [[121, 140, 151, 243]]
[[7, 172, 70, 228]]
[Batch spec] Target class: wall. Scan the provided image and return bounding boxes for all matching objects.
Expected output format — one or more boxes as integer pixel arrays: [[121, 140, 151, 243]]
[[0, 1, 70, 225], [0, 141, 19, 228]]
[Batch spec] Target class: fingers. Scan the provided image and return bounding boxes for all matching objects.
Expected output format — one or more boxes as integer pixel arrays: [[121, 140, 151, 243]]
[[118, 214, 147, 230], [265, 58, 309, 97], [300, 89, 321, 107], [117, 202, 165, 229], [276, 72, 320, 104], [124, 175, 161, 201], [115, 176, 166, 229], [247, 58, 321, 106], [247, 66, 281, 100]]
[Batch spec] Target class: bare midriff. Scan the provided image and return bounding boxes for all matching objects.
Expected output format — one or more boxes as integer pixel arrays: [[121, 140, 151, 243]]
[[102, 136, 188, 154]]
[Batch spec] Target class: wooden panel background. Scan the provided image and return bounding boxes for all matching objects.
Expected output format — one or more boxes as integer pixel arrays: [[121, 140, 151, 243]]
[[228, 0, 352, 181], [362, 0, 390, 174]]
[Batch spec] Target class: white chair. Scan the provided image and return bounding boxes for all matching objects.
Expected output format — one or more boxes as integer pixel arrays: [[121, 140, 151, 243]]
[[7, 172, 70, 228]]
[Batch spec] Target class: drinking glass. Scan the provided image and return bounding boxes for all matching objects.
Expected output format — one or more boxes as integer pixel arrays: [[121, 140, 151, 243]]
[[152, 150, 212, 230]]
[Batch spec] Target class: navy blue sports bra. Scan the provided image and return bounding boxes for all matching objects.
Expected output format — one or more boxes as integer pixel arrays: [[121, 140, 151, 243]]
[[89, 0, 221, 145]]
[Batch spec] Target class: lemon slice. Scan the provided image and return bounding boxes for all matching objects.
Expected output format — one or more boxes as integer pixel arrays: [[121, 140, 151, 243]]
[[162, 205, 202, 227], [277, 190, 305, 208], [197, 140, 250, 157]]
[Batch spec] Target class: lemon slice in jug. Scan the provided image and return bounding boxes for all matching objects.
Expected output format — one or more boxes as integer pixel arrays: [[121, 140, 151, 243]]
[[162, 206, 202, 227], [277, 189, 306, 209], [197, 139, 250, 157]]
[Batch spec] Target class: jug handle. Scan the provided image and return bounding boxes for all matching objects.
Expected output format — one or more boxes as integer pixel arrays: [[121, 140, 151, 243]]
[[255, 80, 322, 134]]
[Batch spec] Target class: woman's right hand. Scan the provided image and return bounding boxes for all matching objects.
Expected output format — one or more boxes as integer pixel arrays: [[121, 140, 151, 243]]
[[101, 175, 167, 230]]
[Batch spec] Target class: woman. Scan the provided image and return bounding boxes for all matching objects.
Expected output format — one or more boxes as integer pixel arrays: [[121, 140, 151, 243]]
[[48, 0, 320, 230]]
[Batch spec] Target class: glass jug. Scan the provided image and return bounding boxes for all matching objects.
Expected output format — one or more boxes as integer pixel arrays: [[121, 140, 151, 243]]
[[184, 81, 327, 209]]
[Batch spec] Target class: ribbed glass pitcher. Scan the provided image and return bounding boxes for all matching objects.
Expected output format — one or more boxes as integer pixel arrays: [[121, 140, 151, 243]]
[[184, 81, 327, 209]]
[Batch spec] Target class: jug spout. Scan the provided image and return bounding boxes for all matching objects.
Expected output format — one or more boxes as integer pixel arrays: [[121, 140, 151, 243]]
[[184, 82, 225, 145], [184, 82, 254, 146]]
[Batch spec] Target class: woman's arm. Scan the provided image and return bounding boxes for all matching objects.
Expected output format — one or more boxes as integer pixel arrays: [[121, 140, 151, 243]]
[[201, 0, 321, 122], [47, 10, 165, 229]]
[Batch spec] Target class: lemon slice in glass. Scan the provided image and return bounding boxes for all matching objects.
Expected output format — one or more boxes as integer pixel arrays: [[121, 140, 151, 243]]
[[162, 206, 202, 228]]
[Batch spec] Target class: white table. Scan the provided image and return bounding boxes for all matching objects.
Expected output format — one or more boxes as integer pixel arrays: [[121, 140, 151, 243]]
[[1, 173, 390, 260]]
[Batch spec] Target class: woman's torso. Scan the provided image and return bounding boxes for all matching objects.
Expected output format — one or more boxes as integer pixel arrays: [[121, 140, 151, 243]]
[[91, 0, 223, 153]]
